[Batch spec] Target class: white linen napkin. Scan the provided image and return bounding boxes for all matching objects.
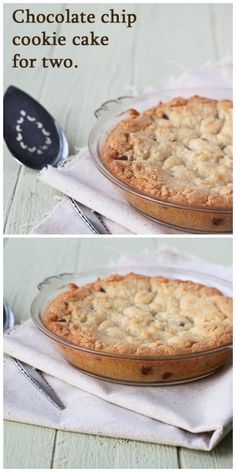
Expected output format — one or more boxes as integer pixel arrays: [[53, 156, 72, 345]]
[[4, 248, 232, 451], [32, 58, 232, 234], [32, 198, 132, 235]]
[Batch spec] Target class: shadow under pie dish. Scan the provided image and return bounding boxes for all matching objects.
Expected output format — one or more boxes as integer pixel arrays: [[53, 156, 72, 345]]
[[31, 268, 232, 385], [89, 88, 232, 233]]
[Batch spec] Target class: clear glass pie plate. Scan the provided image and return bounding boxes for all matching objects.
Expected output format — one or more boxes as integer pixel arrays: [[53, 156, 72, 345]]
[[31, 266, 232, 386], [88, 87, 232, 234]]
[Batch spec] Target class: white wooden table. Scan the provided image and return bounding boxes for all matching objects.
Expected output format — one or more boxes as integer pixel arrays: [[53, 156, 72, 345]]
[[4, 238, 232, 468], [4, 3, 232, 234]]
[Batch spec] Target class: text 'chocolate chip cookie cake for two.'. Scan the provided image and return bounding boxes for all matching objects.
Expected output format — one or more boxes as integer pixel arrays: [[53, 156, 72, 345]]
[[101, 96, 232, 232]]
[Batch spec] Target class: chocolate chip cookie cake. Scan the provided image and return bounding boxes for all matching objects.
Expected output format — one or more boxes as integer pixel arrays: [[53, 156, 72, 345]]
[[102, 96, 232, 210], [42, 273, 232, 383]]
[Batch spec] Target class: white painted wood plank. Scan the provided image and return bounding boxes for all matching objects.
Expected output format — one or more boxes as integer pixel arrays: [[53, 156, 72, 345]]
[[3, 153, 21, 230], [133, 4, 217, 89], [4, 237, 80, 322], [179, 431, 232, 469], [52, 431, 179, 469], [210, 4, 233, 60], [74, 237, 232, 268], [4, 166, 60, 234], [76, 237, 157, 271], [152, 237, 232, 266], [4, 421, 56, 469]]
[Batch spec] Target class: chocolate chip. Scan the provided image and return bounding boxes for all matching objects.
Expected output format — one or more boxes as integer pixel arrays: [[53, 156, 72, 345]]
[[69, 283, 79, 290], [162, 113, 169, 120], [162, 372, 172, 380], [117, 155, 128, 161], [99, 288, 106, 293], [141, 366, 153, 376], [212, 217, 225, 226], [129, 108, 139, 117], [179, 321, 185, 327]]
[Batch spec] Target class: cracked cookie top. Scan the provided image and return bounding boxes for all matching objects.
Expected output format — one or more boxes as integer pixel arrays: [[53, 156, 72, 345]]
[[43, 273, 232, 356], [102, 96, 232, 208]]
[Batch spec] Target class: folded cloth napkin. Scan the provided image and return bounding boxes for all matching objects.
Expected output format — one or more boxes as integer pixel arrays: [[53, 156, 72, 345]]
[[32, 58, 232, 234], [33, 151, 172, 235], [32, 198, 133, 235], [4, 248, 232, 450]]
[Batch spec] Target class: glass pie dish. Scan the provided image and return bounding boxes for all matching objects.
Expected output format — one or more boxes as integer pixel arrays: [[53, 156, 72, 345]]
[[88, 87, 232, 233], [31, 266, 232, 386]]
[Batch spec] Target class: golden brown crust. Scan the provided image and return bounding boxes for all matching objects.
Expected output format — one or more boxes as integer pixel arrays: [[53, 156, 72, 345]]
[[43, 273, 232, 356], [102, 96, 232, 209]]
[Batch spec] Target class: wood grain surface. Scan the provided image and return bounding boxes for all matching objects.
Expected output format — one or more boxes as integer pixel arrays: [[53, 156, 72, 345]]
[[3, 3, 232, 234], [4, 237, 233, 468]]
